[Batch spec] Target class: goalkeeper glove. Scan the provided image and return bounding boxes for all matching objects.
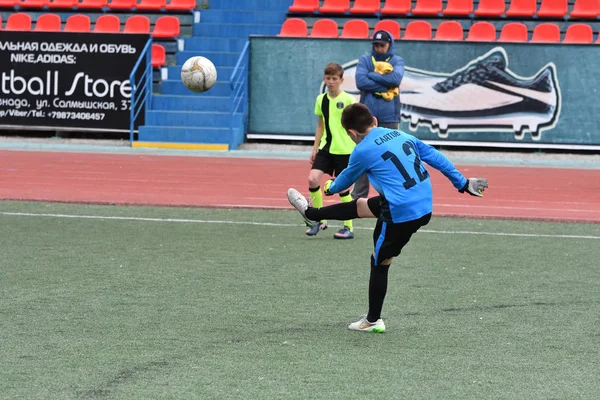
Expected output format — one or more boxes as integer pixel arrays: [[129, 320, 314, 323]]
[[459, 178, 488, 197], [323, 179, 334, 196]]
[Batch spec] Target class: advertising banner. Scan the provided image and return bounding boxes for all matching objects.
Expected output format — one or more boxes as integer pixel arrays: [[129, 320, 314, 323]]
[[0, 31, 148, 132], [249, 37, 598, 148]]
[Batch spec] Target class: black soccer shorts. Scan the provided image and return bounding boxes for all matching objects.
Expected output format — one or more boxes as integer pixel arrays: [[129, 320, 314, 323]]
[[311, 150, 350, 178], [372, 212, 432, 265]]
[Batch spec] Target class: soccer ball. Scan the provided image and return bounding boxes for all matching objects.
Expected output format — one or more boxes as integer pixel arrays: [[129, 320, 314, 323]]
[[181, 56, 217, 93]]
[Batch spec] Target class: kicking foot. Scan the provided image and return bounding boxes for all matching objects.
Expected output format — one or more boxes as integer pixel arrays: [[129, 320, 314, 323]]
[[287, 188, 317, 227]]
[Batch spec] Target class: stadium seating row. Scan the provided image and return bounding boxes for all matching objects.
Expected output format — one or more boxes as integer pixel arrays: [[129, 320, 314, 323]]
[[0, 12, 180, 36], [289, 0, 598, 19], [279, 17, 600, 43], [0, 0, 194, 12]]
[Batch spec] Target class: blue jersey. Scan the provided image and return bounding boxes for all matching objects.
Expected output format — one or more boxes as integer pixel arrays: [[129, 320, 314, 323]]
[[328, 127, 467, 223]]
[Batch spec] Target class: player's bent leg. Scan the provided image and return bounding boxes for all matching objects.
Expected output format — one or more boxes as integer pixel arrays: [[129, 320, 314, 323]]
[[306, 199, 359, 222], [358, 198, 378, 218]]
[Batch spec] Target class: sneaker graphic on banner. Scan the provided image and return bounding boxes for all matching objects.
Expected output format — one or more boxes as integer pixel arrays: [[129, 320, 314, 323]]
[[399, 47, 561, 140]]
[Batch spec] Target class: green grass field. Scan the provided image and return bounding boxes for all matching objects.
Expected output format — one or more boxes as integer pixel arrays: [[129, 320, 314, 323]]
[[2, 201, 599, 399]]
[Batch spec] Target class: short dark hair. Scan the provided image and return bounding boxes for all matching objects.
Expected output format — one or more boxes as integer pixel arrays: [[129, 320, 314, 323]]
[[324, 62, 344, 78], [341, 103, 374, 134]]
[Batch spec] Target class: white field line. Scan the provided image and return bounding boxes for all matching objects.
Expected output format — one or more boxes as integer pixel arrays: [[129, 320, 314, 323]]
[[1, 211, 599, 240]]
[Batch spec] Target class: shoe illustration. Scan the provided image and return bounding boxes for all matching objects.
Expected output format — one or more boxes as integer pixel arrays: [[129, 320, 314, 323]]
[[399, 47, 561, 140]]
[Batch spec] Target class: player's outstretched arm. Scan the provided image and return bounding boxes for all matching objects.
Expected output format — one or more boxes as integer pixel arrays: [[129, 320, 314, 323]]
[[414, 139, 489, 197]]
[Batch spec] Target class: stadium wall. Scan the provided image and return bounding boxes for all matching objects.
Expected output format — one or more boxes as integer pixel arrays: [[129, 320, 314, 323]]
[[248, 37, 598, 149]]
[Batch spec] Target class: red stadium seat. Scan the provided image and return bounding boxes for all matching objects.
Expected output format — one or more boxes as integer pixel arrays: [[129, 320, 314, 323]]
[[412, 0, 442, 15], [278, 18, 308, 37], [21, 0, 50, 8], [403, 20, 432, 40], [0, 0, 19, 7], [65, 14, 91, 32], [570, 0, 598, 18], [78, 0, 107, 8], [374, 19, 401, 39], [5, 13, 32, 31], [47, 0, 77, 8], [165, 0, 195, 11], [124, 15, 150, 34], [151, 44, 165, 68], [466, 21, 496, 41], [531, 23, 560, 42], [443, 0, 473, 16], [498, 22, 528, 42], [474, 0, 505, 16], [434, 20, 464, 40], [108, 0, 136, 10], [563, 23, 593, 43], [350, 0, 379, 14], [152, 16, 180, 38], [537, 0, 567, 17], [136, 0, 165, 10], [288, 0, 319, 13], [506, 0, 536, 16], [310, 19, 338, 38], [341, 19, 369, 38], [34, 13, 61, 31], [319, 0, 350, 13], [94, 14, 121, 32], [380, 0, 411, 14]]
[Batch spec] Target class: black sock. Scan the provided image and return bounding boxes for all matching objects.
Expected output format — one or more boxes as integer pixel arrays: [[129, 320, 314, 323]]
[[305, 200, 359, 221], [367, 255, 390, 323]]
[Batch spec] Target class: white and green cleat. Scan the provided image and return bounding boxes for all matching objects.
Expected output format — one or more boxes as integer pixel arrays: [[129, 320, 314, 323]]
[[287, 188, 317, 227], [348, 316, 386, 333]]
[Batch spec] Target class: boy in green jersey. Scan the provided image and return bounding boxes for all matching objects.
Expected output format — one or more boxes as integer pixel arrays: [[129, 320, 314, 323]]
[[306, 62, 357, 239]]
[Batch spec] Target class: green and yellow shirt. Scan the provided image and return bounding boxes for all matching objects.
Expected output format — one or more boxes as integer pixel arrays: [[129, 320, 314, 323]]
[[314, 91, 357, 155]]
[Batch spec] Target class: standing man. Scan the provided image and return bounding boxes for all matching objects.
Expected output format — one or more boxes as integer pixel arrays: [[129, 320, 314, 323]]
[[352, 29, 405, 200]]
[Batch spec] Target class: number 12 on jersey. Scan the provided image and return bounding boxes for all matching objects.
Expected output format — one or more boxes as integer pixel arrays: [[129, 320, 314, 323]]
[[381, 142, 429, 190]]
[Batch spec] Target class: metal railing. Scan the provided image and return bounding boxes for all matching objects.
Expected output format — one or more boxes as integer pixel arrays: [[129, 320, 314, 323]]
[[129, 38, 153, 144], [229, 40, 250, 141]]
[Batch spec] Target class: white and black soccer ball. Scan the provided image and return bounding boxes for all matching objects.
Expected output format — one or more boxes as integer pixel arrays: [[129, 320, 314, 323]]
[[181, 56, 217, 93]]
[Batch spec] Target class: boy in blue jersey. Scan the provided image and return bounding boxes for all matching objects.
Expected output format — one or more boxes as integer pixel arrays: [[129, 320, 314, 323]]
[[287, 103, 488, 333]]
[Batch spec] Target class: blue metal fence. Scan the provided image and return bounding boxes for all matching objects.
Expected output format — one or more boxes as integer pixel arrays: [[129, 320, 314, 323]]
[[129, 38, 153, 144], [229, 40, 250, 147]]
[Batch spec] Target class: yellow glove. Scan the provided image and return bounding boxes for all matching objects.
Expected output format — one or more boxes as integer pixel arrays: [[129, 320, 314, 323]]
[[374, 61, 393, 75], [323, 179, 334, 196], [380, 87, 399, 101]]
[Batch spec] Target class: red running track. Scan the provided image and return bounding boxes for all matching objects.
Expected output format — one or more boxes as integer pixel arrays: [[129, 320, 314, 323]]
[[1, 150, 599, 223]]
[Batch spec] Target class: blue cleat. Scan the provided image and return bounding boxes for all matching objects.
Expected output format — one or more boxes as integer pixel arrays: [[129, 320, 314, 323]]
[[305, 221, 327, 236], [334, 226, 354, 240]]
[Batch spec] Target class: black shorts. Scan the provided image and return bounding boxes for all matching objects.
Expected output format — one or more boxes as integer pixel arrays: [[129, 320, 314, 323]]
[[372, 212, 431, 265], [311, 150, 350, 178]]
